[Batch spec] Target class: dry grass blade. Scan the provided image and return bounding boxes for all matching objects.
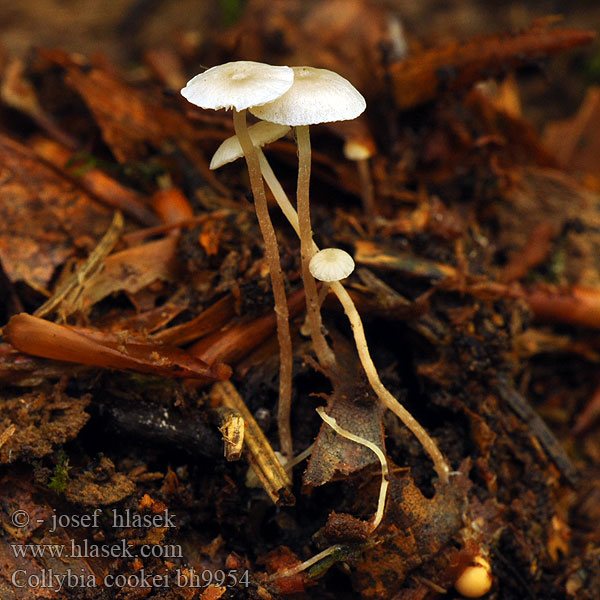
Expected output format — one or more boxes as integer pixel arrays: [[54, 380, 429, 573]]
[[33, 211, 124, 321]]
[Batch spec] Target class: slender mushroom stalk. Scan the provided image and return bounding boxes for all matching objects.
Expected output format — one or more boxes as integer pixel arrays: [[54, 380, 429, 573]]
[[210, 121, 331, 367], [343, 137, 376, 234], [251, 66, 367, 371], [181, 61, 296, 459], [295, 124, 336, 369], [209, 120, 305, 243], [256, 151, 302, 238], [212, 126, 450, 482], [309, 248, 450, 484], [317, 407, 389, 530], [329, 280, 450, 484], [232, 109, 295, 459]]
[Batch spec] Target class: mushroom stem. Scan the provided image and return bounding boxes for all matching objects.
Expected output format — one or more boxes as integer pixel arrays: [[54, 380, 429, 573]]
[[255, 149, 450, 483], [258, 151, 299, 237], [233, 108, 294, 459], [329, 280, 450, 484], [317, 407, 389, 530], [295, 125, 337, 369]]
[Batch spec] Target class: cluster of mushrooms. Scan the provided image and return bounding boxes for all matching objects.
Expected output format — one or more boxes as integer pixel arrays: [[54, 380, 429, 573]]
[[181, 60, 449, 493], [181, 61, 493, 598]]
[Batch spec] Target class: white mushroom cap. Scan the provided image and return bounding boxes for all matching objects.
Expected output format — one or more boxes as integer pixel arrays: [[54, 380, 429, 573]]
[[210, 121, 291, 170], [455, 557, 492, 598], [250, 66, 366, 126], [309, 248, 355, 282], [181, 61, 294, 112]]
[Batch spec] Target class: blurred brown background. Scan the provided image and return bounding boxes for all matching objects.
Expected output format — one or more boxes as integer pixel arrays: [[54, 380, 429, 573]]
[[2, 0, 599, 61], [1, 0, 599, 128]]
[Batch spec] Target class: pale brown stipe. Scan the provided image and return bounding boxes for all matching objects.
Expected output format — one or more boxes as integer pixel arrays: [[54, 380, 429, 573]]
[[308, 248, 449, 484], [212, 106, 450, 483], [251, 67, 366, 371], [181, 62, 295, 459], [343, 136, 376, 233]]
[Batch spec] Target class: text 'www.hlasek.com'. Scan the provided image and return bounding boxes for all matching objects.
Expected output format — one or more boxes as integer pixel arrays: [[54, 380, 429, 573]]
[[9, 507, 250, 592]]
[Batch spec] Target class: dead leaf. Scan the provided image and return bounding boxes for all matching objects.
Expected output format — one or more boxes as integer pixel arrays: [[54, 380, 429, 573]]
[[5, 313, 232, 382], [0, 133, 111, 290], [544, 86, 600, 172], [77, 236, 180, 311]]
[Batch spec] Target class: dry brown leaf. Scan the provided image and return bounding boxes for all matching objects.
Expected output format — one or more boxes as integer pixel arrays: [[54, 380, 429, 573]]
[[495, 167, 600, 289], [544, 86, 600, 173], [349, 472, 470, 599], [5, 313, 232, 382], [32, 136, 158, 226], [77, 236, 180, 311], [54, 52, 195, 163], [304, 375, 384, 488], [0, 134, 111, 290]]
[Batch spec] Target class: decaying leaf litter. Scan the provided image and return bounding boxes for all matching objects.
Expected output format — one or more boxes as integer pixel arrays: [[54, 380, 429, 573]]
[[0, 1, 599, 598]]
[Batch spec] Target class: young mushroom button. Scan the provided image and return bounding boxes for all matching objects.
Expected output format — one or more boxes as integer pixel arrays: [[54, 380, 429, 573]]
[[454, 557, 493, 598]]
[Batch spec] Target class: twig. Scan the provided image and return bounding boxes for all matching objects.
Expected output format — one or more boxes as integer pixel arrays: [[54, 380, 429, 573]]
[[0, 424, 16, 450], [210, 381, 295, 505], [496, 374, 578, 486]]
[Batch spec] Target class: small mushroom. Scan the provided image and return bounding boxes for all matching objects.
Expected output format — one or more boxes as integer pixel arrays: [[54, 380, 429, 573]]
[[455, 556, 493, 598], [343, 135, 377, 233], [190, 65, 451, 484], [329, 117, 377, 232], [309, 248, 355, 282], [250, 66, 366, 370], [181, 61, 296, 458], [343, 138, 375, 162]]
